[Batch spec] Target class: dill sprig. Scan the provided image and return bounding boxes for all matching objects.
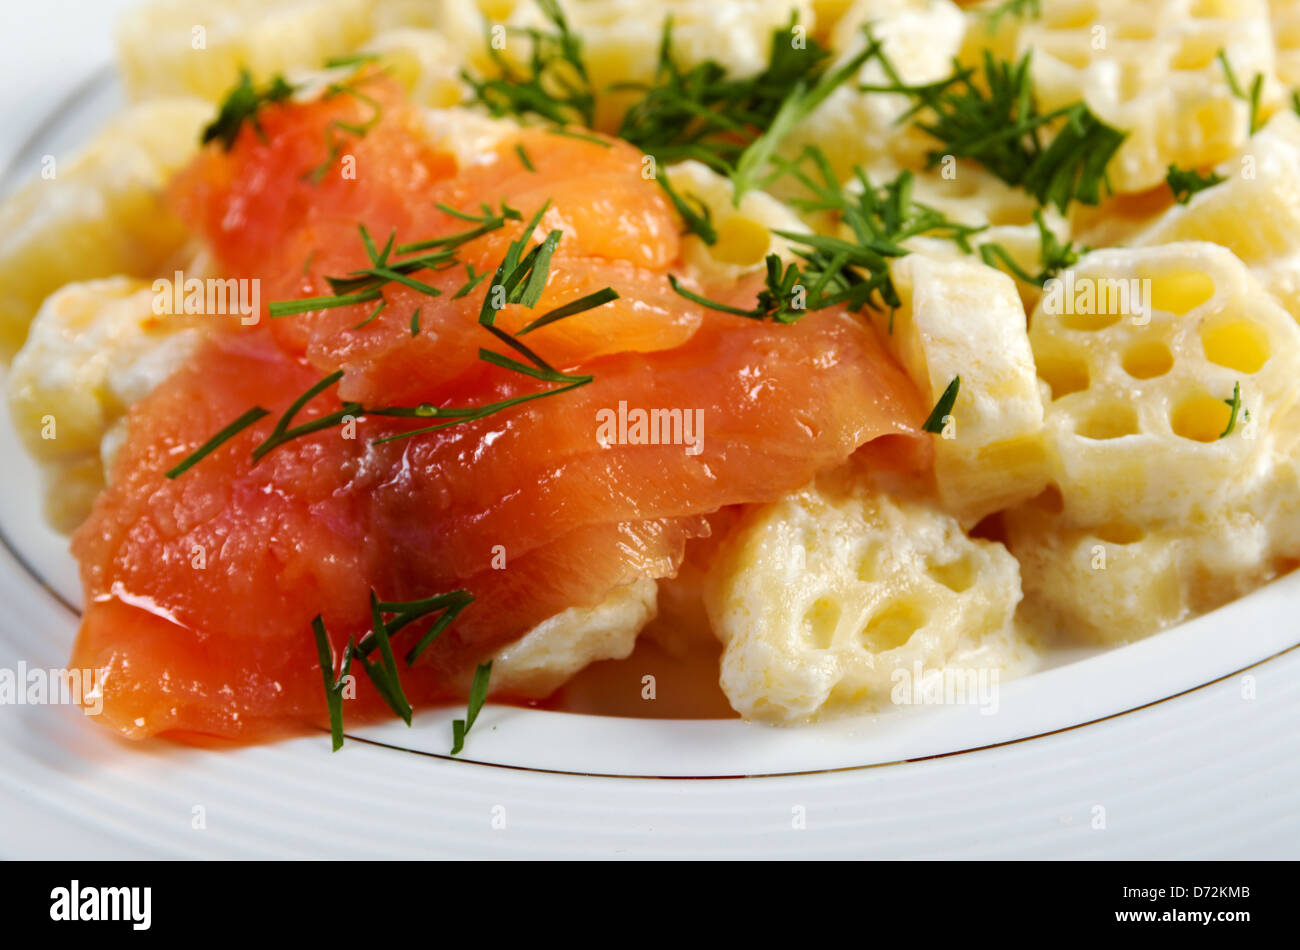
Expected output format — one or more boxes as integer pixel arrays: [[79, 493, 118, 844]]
[[452, 661, 493, 756], [312, 586, 476, 749], [173, 208, 613, 471], [922, 376, 961, 434], [268, 202, 521, 320], [655, 172, 717, 244], [1218, 50, 1264, 136], [164, 407, 270, 479], [983, 0, 1041, 32], [729, 38, 881, 201], [353, 590, 476, 668], [1220, 381, 1246, 439], [463, 0, 595, 127], [311, 616, 355, 751], [614, 14, 831, 176], [514, 142, 536, 171], [354, 592, 413, 725], [670, 146, 983, 321], [978, 209, 1083, 286], [1165, 164, 1226, 205], [373, 202, 608, 447], [614, 15, 874, 202], [860, 43, 1127, 213], [304, 62, 390, 182], [202, 70, 296, 150]]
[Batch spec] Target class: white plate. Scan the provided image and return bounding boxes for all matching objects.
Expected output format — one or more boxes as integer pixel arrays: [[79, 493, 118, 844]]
[[0, 1, 1298, 858]]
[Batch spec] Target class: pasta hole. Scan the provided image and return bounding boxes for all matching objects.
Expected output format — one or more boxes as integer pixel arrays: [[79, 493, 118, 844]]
[[1030, 484, 1065, 514], [1115, 23, 1156, 41], [1076, 404, 1139, 440], [1171, 393, 1233, 443], [711, 216, 771, 267], [1201, 319, 1269, 374], [855, 545, 881, 583], [1037, 351, 1091, 398], [802, 597, 841, 650], [1044, 2, 1098, 30], [928, 558, 975, 593], [1190, 0, 1236, 18], [1172, 39, 1219, 70], [1093, 522, 1145, 545], [1061, 309, 1122, 331], [1122, 341, 1174, 379], [1042, 42, 1091, 70], [861, 599, 926, 652], [1149, 271, 1215, 315]]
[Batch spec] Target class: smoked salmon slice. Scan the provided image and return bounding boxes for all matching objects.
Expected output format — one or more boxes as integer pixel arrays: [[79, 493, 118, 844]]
[[70, 79, 929, 742]]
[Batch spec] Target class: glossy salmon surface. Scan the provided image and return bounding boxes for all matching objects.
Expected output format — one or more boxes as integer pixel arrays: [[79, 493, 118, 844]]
[[70, 79, 929, 741]]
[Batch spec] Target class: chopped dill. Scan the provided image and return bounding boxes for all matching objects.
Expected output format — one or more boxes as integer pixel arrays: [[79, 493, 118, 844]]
[[922, 376, 961, 434], [1165, 164, 1226, 204]]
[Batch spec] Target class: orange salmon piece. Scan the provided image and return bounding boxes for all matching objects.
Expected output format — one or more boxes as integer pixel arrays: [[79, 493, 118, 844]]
[[70, 88, 929, 742]]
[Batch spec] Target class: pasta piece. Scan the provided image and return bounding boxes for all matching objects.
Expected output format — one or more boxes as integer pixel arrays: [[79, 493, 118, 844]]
[[1008, 242, 1300, 643], [877, 255, 1049, 525], [359, 29, 469, 109], [0, 98, 212, 354], [7, 278, 208, 532], [703, 470, 1032, 724], [1028, 242, 1300, 527], [116, 0, 375, 101], [782, 0, 967, 182], [809, 0, 860, 39], [1004, 493, 1279, 644], [417, 108, 521, 170], [664, 160, 811, 283], [962, 0, 1283, 193], [1137, 110, 1300, 323], [565, 0, 818, 84], [893, 165, 1072, 308], [488, 578, 658, 698], [1270, 0, 1300, 87], [461, 1, 817, 129]]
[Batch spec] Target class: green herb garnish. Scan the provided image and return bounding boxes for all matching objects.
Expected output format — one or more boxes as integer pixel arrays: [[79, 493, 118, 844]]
[[352, 591, 413, 725], [671, 146, 983, 321], [164, 406, 271, 479], [978, 209, 1083, 286], [312, 586, 474, 751], [514, 142, 536, 171], [464, 0, 595, 127], [251, 370, 350, 464], [922, 376, 961, 434], [983, 0, 1041, 32], [180, 206, 609, 468], [654, 173, 717, 244], [305, 65, 387, 182], [1220, 381, 1246, 438], [860, 43, 1127, 213], [1165, 164, 1226, 204], [729, 36, 880, 201], [353, 298, 387, 329], [312, 616, 355, 752], [451, 661, 492, 756], [615, 13, 832, 179], [201, 70, 296, 150], [1218, 50, 1264, 136]]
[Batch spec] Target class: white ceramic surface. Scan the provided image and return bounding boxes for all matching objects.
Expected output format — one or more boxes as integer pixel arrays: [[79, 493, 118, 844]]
[[0, 1, 1297, 858]]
